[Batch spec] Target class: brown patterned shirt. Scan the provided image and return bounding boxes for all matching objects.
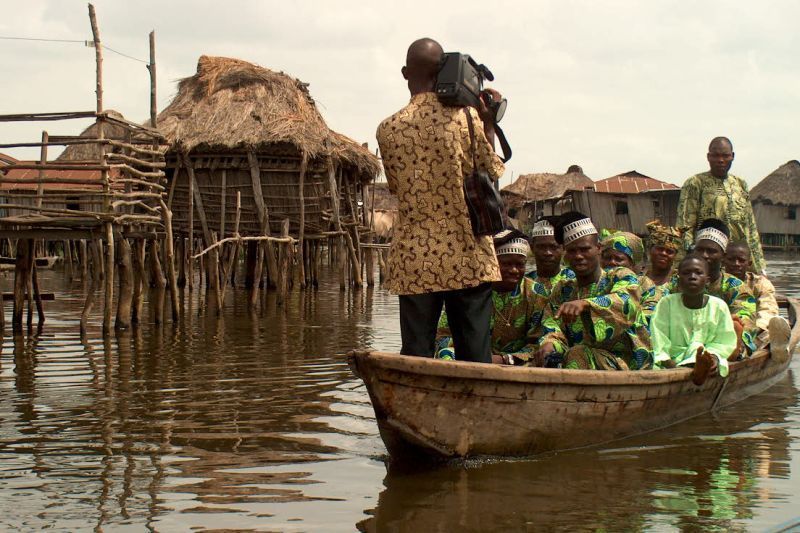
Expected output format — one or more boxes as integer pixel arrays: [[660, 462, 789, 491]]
[[376, 93, 505, 294]]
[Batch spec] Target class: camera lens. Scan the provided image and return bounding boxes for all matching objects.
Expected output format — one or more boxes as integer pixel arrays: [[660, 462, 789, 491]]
[[494, 98, 507, 123]]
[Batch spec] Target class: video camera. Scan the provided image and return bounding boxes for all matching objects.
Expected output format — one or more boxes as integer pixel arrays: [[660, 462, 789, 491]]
[[435, 53, 507, 124]]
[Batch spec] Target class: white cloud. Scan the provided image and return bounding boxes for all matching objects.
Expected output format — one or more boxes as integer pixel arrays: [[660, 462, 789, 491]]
[[1, 0, 797, 188]]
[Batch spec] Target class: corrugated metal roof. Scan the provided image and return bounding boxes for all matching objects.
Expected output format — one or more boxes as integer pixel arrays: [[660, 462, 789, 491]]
[[0, 167, 121, 190], [594, 171, 679, 194]]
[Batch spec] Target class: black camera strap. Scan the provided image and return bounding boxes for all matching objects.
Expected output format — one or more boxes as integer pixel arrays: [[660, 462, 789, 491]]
[[494, 123, 512, 163]]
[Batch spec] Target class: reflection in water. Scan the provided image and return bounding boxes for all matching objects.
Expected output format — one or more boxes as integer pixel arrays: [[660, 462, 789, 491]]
[[0, 254, 796, 531]]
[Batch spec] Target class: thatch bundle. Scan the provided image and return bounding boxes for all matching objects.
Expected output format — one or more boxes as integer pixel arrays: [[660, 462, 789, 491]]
[[751, 160, 800, 206], [501, 166, 594, 209], [156, 55, 379, 177]]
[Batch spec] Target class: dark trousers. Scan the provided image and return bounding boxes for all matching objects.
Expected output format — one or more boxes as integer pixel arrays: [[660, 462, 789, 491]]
[[399, 282, 493, 363]]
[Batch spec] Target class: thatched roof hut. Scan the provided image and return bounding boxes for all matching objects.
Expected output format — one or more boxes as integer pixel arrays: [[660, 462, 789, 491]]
[[751, 160, 800, 206], [157, 55, 380, 239], [501, 166, 594, 210]]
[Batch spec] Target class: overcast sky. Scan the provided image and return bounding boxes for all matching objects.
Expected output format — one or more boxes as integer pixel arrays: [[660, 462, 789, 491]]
[[1, 0, 798, 188]]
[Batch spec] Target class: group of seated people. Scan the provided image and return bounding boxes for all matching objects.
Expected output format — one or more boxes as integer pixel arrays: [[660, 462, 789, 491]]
[[435, 212, 792, 385]]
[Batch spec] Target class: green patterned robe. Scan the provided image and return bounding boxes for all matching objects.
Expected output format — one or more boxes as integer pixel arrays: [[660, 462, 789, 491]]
[[676, 171, 766, 273], [525, 267, 575, 296], [436, 277, 549, 362], [541, 266, 653, 370]]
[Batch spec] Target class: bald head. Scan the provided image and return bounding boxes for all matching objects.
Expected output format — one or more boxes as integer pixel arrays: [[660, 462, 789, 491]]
[[709, 136, 733, 152], [707, 136, 734, 177], [402, 38, 443, 94]]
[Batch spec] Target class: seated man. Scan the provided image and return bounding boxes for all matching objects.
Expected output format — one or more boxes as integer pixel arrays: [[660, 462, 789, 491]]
[[652, 254, 738, 385], [436, 230, 549, 365], [600, 230, 645, 273], [724, 241, 792, 362], [536, 212, 652, 371], [525, 217, 575, 295]]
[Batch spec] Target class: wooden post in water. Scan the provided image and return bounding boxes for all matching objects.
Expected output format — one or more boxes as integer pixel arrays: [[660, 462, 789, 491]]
[[80, 240, 89, 284], [12, 239, 30, 332], [132, 239, 146, 323], [80, 240, 99, 333], [298, 153, 307, 288], [160, 200, 180, 321], [116, 237, 133, 329], [277, 219, 291, 306]]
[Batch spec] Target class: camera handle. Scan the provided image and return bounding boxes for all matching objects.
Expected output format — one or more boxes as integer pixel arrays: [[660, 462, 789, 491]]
[[493, 123, 512, 163]]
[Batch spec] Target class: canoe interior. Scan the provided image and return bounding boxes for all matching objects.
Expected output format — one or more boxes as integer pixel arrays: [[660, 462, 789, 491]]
[[350, 297, 800, 461]]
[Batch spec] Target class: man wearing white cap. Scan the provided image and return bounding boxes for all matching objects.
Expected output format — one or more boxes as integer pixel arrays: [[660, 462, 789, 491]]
[[526, 216, 575, 296], [688, 218, 757, 359], [536, 212, 652, 371], [436, 229, 549, 365]]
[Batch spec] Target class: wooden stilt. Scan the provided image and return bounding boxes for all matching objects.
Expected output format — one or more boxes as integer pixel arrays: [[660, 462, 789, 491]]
[[219, 191, 241, 305], [103, 223, 114, 334], [159, 200, 180, 321], [245, 241, 257, 289], [277, 219, 291, 306], [115, 238, 133, 330], [247, 151, 278, 289], [80, 239, 89, 284], [132, 239, 145, 324], [338, 237, 346, 291], [64, 239, 74, 282], [366, 247, 375, 287], [149, 239, 166, 289], [13, 240, 30, 332], [209, 232, 222, 315], [249, 238, 264, 308], [176, 237, 186, 288], [80, 240, 99, 333], [298, 153, 308, 289]]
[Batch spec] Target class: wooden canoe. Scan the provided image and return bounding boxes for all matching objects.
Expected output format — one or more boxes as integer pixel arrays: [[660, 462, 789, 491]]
[[348, 297, 800, 461]]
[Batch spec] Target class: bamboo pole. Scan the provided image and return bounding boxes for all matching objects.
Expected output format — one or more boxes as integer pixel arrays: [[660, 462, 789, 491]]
[[115, 238, 133, 330]]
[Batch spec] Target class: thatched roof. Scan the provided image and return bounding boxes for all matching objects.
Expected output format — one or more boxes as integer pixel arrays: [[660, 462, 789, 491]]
[[155, 55, 380, 177], [751, 160, 800, 206], [366, 182, 397, 212], [501, 166, 594, 209], [57, 110, 129, 161]]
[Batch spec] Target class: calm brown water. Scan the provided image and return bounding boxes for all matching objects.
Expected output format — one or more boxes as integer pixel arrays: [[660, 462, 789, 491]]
[[0, 253, 798, 532]]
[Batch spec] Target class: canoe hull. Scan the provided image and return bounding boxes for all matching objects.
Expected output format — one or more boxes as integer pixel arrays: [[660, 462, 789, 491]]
[[350, 298, 800, 460]]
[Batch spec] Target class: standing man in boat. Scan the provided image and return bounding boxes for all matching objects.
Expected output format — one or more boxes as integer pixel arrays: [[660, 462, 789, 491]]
[[535, 212, 652, 371], [526, 216, 575, 295], [676, 137, 766, 274], [376, 38, 505, 362]]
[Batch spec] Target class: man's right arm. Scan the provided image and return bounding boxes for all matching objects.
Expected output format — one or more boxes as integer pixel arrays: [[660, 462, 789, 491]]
[[376, 122, 398, 195], [467, 107, 505, 181]]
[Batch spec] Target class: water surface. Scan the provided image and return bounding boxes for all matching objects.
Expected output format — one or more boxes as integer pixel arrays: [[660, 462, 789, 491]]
[[0, 253, 798, 531]]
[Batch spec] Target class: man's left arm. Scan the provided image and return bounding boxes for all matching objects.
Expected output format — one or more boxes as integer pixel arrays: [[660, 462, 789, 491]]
[[740, 179, 767, 273], [376, 122, 399, 195]]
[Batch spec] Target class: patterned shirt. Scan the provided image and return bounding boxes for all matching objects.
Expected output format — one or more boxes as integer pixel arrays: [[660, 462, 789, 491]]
[[541, 267, 652, 370], [525, 267, 576, 297], [740, 271, 779, 330], [435, 277, 549, 361], [676, 171, 766, 273], [376, 93, 505, 294]]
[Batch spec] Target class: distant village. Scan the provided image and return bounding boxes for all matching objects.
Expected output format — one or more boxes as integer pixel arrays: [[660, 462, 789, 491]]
[[371, 161, 800, 251]]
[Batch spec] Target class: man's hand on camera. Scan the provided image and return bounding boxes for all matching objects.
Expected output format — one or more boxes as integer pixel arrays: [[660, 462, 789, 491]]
[[478, 89, 502, 125]]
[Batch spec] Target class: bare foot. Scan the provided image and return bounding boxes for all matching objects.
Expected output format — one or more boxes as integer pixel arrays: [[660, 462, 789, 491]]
[[768, 316, 791, 364], [691, 350, 716, 386]]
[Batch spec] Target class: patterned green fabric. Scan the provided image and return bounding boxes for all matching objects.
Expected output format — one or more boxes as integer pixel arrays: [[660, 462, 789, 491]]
[[436, 277, 549, 361], [641, 272, 757, 353], [541, 266, 653, 370], [676, 171, 766, 273], [525, 267, 575, 297], [600, 230, 645, 266]]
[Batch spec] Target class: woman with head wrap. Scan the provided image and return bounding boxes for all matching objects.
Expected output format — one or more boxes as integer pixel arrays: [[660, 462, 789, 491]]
[[600, 230, 645, 272], [639, 221, 685, 327], [435, 229, 550, 365]]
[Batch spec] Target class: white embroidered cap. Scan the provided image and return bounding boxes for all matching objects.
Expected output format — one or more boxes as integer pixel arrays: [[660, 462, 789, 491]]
[[562, 217, 598, 245], [532, 219, 555, 238], [695, 227, 729, 251], [496, 238, 531, 257]]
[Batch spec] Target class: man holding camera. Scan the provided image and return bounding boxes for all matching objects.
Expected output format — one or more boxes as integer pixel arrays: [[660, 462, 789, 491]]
[[376, 38, 505, 363]]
